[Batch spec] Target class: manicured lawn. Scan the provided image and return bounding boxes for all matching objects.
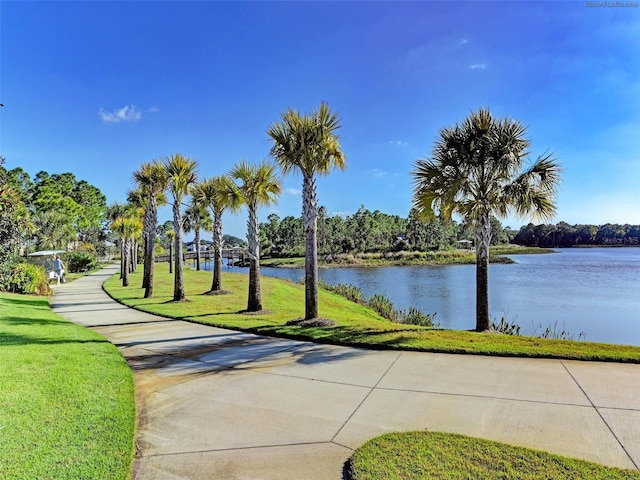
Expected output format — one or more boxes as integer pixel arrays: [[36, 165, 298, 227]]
[[0, 292, 135, 480], [103, 267, 640, 363], [349, 431, 640, 479]]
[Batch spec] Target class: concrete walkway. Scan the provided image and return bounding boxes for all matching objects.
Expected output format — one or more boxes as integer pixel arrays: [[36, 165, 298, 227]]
[[51, 265, 640, 479]]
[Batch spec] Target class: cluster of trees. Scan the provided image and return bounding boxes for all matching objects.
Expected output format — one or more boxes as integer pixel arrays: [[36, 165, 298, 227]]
[[260, 206, 511, 257], [0, 156, 108, 292], [513, 222, 640, 247], [112, 155, 281, 312], [113, 102, 344, 322], [1, 165, 108, 252]]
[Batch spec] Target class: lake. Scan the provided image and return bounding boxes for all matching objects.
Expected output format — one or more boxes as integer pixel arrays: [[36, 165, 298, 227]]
[[236, 248, 640, 346]]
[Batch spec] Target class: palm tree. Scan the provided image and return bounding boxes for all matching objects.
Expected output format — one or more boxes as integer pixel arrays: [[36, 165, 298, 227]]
[[32, 210, 74, 251], [183, 201, 212, 271], [132, 160, 168, 298], [111, 216, 142, 287], [268, 102, 346, 321], [166, 229, 175, 274], [163, 154, 198, 302], [192, 176, 242, 293], [412, 108, 560, 332], [230, 161, 282, 312]]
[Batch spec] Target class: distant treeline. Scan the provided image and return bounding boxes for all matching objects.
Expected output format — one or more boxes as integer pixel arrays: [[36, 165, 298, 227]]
[[259, 205, 510, 257], [512, 222, 640, 247], [259, 206, 640, 256]]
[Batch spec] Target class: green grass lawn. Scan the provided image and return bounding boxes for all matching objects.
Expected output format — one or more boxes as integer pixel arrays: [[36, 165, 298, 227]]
[[0, 292, 135, 480], [103, 267, 640, 363], [350, 431, 640, 479]]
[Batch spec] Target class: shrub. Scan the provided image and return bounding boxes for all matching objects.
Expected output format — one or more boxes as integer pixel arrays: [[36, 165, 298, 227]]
[[398, 307, 439, 327], [532, 320, 586, 341], [368, 294, 398, 322], [8, 263, 51, 295], [321, 282, 365, 304], [491, 316, 521, 336], [66, 251, 97, 273]]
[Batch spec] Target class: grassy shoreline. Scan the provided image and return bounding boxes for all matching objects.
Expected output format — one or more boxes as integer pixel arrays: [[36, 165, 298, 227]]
[[259, 245, 554, 268], [0, 292, 135, 480], [103, 267, 640, 363]]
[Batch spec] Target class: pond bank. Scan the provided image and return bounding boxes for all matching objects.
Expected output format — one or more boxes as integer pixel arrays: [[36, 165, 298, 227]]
[[259, 246, 554, 268]]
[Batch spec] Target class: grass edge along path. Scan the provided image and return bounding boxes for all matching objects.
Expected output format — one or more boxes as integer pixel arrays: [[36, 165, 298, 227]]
[[0, 292, 136, 480], [349, 431, 640, 479], [103, 268, 640, 363]]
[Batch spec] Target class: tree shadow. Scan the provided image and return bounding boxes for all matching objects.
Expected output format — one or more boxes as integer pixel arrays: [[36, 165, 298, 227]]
[[1, 332, 110, 347]]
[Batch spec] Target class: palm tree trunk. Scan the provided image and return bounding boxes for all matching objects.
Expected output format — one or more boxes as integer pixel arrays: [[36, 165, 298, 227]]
[[142, 196, 157, 292], [195, 229, 201, 271], [168, 242, 173, 274], [302, 175, 319, 320], [173, 203, 186, 301], [212, 211, 223, 292], [122, 239, 130, 287], [475, 214, 492, 331], [246, 203, 262, 311], [143, 198, 157, 298], [119, 239, 125, 279]]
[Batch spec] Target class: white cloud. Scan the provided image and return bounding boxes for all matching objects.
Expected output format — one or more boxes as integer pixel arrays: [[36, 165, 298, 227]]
[[470, 64, 487, 70], [285, 188, 301, 195], [459, 38, 469, 45], [99, 105, 143, 123], [367, 168, 387, 178], [389, 140, 409, 147]]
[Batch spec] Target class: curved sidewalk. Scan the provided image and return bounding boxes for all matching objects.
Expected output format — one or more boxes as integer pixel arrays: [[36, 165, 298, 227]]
[[51, 265, 640, 479]]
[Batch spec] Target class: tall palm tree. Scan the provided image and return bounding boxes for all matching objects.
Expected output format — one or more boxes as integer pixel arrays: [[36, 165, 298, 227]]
[[163, 153, 198, 302], [111, 216, 142, 287], [412, 108, 560, 332], [268, 102, 346, 320], [183, 201, 212, 271], [132, 160, 168, 298], [230, 161, 282, 312], [192, 176, 242, 293]]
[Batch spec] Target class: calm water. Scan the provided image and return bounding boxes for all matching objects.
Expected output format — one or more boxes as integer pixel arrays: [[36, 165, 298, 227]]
[[248, 248, 640, 346]]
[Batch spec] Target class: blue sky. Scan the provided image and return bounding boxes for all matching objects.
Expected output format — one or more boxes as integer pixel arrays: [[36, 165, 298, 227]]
[[1, 1, 639, 238]]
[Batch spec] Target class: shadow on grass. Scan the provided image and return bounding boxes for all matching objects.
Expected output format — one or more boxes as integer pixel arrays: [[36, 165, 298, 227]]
[[0, 332, 111, 347], [1, 315, 71, 326], [1, 296, 48, 308]]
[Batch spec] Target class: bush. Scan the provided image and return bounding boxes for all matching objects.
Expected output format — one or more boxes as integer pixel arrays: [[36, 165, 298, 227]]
[[491, 316, 521, 336], [8, 263, 51, 295], [319, 281, 365, 305], [398, 307, 438, 327], [66, 251, 97, 273], [368, 294, 398, 322]]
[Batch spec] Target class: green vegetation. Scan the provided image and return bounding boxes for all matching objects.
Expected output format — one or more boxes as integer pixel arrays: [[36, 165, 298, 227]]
[[514, 221, 640, 247], [0, 292, 135, 480], [260, 246, 553, 268], [268, 101, 346, 321], [104, 268, 640, 363], [412, 107, 561, 332], [349, 431, 640, 480], [0, 159, 106, 294]]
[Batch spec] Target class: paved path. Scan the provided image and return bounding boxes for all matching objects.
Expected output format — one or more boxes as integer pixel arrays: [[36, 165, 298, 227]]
[[51, 265, 640, 479]]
